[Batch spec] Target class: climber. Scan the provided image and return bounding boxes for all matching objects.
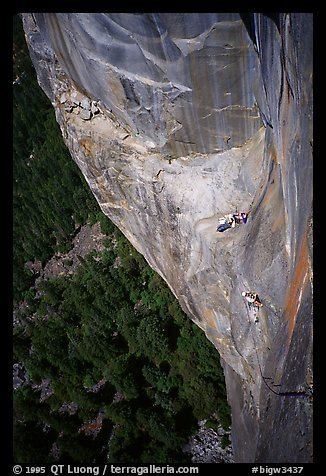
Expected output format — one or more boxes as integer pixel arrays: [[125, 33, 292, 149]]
[[216, 214, 235, 232], [242, 291, 262, 323], [227, 213, 236, 228], [242, 291, 263, 308], [233, 212, 248, 224]]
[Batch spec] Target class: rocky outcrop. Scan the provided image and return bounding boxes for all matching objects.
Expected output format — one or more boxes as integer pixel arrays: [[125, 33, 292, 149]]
[[22, 13, 313, 462]]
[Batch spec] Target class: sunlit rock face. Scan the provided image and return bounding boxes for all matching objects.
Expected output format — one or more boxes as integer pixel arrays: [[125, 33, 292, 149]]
[[22, 13, 313, 462]]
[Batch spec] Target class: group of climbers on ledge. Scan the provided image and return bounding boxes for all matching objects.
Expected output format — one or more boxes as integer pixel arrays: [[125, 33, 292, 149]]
[[216, 212, 248, 232]]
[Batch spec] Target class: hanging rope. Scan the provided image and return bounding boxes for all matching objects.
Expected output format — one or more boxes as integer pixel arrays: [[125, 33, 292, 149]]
[[243, 301, 309, 399], [257, 297, 283, 320]]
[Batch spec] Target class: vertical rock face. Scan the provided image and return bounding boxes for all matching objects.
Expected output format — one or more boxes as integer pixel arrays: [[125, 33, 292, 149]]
[[22, 13, 313, 462]]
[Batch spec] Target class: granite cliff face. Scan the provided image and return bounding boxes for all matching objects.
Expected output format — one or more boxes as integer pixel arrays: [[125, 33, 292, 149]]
[[22, 13, 313, 463]]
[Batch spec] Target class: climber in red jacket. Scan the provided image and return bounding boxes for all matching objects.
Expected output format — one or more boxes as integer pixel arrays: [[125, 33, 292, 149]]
[[234, 212, 248, 224]]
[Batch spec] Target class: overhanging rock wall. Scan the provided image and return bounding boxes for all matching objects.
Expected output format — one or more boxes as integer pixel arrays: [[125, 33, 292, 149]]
[[22, 12, 313, 462]]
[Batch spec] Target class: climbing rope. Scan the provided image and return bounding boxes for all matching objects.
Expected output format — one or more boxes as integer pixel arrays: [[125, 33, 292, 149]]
[[257, 297, 283, 320], [244, 301, 309, 399]]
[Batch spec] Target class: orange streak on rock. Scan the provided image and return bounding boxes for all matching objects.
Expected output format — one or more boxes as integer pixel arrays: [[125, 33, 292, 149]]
[[284, 233, 309, 347], [203, 308, 219, 331], [79, 137, 94, 157]]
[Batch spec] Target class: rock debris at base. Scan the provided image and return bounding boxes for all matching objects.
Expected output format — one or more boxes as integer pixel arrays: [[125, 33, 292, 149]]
[[36, 222, 106, 285], [183, 420, 233, 463]]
